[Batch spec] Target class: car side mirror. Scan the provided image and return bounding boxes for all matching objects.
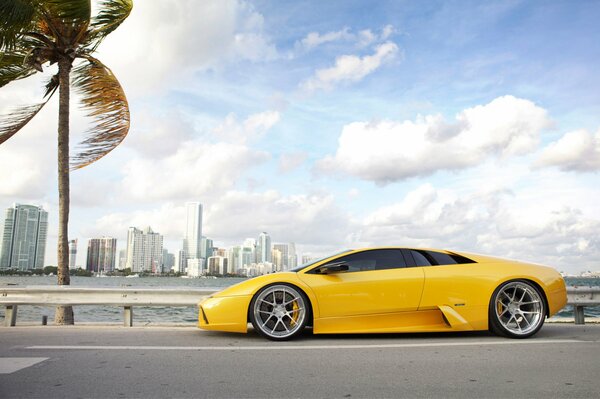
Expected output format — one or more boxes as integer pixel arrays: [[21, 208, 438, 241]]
[[316, 262, 349, 274]]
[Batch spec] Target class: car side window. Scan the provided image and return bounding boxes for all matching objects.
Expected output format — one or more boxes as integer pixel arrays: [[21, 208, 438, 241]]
[[409, 250, 432, 266], [317, 249, 408, 273], [425, 251, 458, 265], [409, 250, 476, 266]]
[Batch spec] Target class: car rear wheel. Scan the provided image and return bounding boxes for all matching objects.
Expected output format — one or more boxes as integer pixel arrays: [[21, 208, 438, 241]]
[[250, 284, 309, 341], [489, 280, 546, 338]]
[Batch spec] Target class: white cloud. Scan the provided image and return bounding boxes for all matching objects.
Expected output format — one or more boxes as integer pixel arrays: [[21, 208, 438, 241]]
[[212, 110, 280, 143], [298, 25, 396, 50], [381, 24, 395, 40], [535, 128, 600, 171], [87, 202, 186, 242], [123, 109, 195, 158], [0, 80, 59, 199], [278, 151, 308, 173], [119, 141, 269, 202], [205, 190, 353, 247], [301, 41, 399, 92], [299, 28, 352, 50], [316, 95, 551, 183], [98, 0, 277, 96], [357, 29, 377, 47], [360, 184, 600, 272]]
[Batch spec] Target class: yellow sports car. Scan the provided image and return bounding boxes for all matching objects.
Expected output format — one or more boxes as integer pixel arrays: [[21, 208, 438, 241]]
[[198, 248, 567, 340]]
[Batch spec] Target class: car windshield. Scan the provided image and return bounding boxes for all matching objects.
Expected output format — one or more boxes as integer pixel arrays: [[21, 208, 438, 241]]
[[290, 250, 353, 272]]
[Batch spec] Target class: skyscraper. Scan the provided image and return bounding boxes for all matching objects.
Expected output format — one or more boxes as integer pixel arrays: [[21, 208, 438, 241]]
[[86, 237, 117, 273], [183, 202, 203, 264], [0, 204, 48, 270], [68, 239, 78, 269], [125, 227, 163, 273], [200, 236, 213, 259], [256, 232, 272, 263], [273, 243, 297, 271]]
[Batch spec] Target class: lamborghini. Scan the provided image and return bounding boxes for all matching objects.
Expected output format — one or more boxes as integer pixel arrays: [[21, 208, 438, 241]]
[[198, 248, 567, 340]]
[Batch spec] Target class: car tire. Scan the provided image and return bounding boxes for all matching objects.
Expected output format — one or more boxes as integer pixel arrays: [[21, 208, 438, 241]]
[[489, 279, 546, 338], [249, 284, 310, 341]]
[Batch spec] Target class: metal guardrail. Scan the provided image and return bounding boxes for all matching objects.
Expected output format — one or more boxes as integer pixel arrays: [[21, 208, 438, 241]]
[[567, 286, 600, 325], [1, 285, 599, 327], [0, 286, 218, 327]]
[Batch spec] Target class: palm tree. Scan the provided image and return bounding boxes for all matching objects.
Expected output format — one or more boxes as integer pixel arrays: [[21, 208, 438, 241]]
[[0, 0, 133, 324]]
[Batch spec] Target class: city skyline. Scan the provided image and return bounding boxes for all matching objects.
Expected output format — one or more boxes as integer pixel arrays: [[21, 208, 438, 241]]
[[1, 1, 599, 274]]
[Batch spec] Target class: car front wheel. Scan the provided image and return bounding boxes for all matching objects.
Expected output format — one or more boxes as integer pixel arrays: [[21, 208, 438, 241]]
[[489, 280, 546, 338], [249, 284, 309, 341]]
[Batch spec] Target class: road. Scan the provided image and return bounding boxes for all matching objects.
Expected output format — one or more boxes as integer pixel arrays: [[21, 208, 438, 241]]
[[1, 324, 599, 398]]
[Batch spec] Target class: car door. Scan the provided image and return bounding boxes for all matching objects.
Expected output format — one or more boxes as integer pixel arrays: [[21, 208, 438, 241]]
[[298, 249, 425, 318]]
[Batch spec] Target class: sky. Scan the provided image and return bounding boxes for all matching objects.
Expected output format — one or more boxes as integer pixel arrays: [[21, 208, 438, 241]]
[[1, 0, 599, 274]]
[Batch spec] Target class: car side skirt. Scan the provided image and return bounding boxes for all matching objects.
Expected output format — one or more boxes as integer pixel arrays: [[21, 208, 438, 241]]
[[313, 307, 486, 334]]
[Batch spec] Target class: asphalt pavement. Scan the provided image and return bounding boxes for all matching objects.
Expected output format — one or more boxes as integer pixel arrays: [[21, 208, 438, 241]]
[[1, 324, 599, 398]]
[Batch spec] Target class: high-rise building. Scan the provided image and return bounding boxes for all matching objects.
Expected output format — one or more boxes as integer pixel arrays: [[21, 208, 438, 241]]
[[287, 243, 297, 270], [162, 249, 175, 272], [175, 249, 186, 273], [183, 202, 203, 266], [256, 232, 271, 263], [125, 226, 163, 273], [68, 239, 78, 269], [86, 237, 117, 273], [0, 204, 48, 270], [207, 256, 227, 275], [187, 258, 205, 277], [273, 243, 297, 271], [200, 236, 213, 259], [118, 249, 127, 270], [227, 246, 241, 275]]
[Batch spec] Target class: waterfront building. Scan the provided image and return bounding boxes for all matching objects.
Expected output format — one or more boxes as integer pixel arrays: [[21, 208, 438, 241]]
[[208, 256, 227, 275], [86, 237, 117, 273], [118, 249, 127, 270], [243, 238, 256, 262], [0, 204, 48, 270], [125, 226, 163, 273], [256, 232, 271, 263], [214, 248, 227, 257], [183, 202, 203, 269], [272, 248, 282, 272], [68, 239, 77, 269], [228, 246, 241, 274], [273, 243, 297, 271], [200, 236, 213, 259], [287, 243, 297, 269], [187, 258, 204, 277], [162, 249, 175, 273], [302, 254, 316, 265], [175, 249, 186, 273]]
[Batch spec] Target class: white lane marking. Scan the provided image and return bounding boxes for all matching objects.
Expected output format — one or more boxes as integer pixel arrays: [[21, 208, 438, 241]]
[[26, 339, 586, 351], [0, 358, 48, 374]]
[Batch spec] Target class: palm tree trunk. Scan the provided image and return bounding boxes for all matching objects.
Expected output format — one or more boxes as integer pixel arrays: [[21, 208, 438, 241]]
[[54, 56, 74, 325]]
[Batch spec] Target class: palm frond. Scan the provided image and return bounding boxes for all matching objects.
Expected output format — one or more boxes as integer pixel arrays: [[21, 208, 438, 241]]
[[44, 0, 90, 22], [85, 0, 132, 48], [0, 53, 37, 87], [42, 0, 91, 46], [0, 0, 39, 50], [0, 98, 53, 145], [71, 57, 129, 170]]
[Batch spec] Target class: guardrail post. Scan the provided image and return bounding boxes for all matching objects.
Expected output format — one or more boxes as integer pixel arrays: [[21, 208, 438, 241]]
[[5, 305, 18, 327], [124, 306, 133, 327], [574, 305, 585, 325]]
